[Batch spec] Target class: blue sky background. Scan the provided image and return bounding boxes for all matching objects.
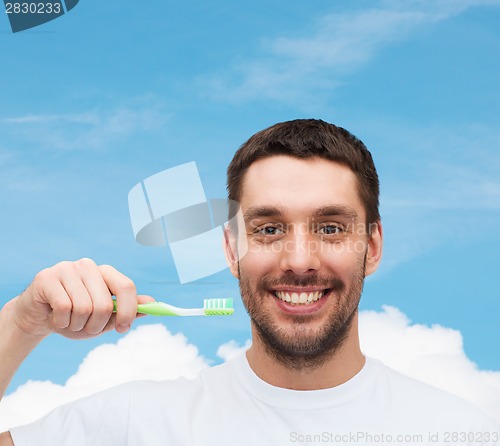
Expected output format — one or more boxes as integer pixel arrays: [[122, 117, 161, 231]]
[[1, 0, 499, 393]]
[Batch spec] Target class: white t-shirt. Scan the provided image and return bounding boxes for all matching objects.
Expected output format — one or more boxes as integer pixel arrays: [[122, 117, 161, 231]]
[[10, 354, 500, 445]]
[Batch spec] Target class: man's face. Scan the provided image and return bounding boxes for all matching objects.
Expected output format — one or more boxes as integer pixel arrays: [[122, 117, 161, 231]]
[[227, 155, 382, 368]]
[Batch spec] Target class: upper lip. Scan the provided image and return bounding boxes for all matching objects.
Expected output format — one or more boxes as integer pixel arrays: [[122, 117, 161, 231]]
[[271, 287, 328, 293]]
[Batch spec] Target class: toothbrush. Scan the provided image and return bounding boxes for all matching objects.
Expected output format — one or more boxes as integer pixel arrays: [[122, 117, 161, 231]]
[[113, 298, 234, 316]]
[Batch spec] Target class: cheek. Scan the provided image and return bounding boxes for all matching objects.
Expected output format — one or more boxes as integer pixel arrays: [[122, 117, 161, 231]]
[[240, 245, 277, 274], [320, 242, 367, 275]]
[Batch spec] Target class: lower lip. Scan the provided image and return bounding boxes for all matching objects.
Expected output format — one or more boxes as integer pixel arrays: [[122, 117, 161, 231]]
[[272, 290, 330, 315]]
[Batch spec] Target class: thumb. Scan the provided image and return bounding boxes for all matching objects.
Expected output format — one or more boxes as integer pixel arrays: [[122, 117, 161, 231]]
[[137, 294, 156, 304]]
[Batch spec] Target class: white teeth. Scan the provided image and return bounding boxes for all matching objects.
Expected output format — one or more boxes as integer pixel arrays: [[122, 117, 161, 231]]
[[275, 290, 326, 305]]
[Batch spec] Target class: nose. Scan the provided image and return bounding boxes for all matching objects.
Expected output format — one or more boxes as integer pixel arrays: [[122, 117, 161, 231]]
[[278, 227, 321, 274]]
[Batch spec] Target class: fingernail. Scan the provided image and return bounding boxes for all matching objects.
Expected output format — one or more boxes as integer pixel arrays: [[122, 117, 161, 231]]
[[117, 324, 130, 333]]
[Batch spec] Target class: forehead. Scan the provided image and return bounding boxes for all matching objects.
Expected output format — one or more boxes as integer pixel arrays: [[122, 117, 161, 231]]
[[239, 156, 365, 220]]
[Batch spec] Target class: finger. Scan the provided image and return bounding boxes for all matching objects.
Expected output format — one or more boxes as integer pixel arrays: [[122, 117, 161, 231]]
[[98, 313, 118, 334], [137, 294, 156, 304], [75, 259, 114, 335], [59, 266, 93, 332], [96, 297, 159, 330], [47, 281, 73, 330], [99, 264, 138, 333], [30, 268, 74, 331], [135, 294, 156, 319]]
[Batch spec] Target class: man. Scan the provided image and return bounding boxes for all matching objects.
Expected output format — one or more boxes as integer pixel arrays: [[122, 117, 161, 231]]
[[0, 119, 498, 445]]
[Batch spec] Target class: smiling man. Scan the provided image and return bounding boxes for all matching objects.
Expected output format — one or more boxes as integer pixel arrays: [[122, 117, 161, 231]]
[[225, 135, 382, 390], [0, 119, 498, 445]]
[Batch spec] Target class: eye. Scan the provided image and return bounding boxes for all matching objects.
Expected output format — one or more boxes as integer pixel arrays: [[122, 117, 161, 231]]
[[256, 225, 284, 236], [318, 224, 344, 235]]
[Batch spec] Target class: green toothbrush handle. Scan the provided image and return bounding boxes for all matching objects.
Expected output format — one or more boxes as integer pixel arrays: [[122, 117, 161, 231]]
[[136, 302, 179, 316], [112, 300, 180, 316]]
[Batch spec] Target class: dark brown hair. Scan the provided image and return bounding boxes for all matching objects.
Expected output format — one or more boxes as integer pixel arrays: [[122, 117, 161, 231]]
[[227, 119, 380, 225]]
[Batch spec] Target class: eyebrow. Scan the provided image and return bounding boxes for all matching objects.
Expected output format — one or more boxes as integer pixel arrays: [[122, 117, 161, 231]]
[[313, 205, 358, 220], [243, 206, 285, 224], [243, 204, 358, 224]]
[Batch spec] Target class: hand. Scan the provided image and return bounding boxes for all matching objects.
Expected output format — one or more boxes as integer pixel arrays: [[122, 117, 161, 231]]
[[11, 258, 154, 340]]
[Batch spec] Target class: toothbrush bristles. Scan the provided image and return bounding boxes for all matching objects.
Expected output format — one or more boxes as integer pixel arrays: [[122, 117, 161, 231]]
[[203, 298, 234, 315]]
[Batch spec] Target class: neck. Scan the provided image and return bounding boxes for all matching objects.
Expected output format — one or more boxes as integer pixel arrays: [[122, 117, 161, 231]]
[[246, 315, 365, 390]]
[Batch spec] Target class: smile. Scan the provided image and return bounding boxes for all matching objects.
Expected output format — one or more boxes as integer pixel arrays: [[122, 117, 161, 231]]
[[274, 290, 327, 305]]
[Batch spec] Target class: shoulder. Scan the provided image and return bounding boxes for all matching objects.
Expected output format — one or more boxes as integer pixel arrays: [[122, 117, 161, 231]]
[[370, 358, 499, 429]]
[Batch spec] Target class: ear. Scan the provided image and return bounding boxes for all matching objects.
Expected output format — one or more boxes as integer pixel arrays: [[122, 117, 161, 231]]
[[365, 221, 383, 277], [223, 225, 239, 278]]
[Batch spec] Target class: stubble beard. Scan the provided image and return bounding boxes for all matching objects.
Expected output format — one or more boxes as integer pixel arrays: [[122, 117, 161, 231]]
[[238, 256, 366, 372]]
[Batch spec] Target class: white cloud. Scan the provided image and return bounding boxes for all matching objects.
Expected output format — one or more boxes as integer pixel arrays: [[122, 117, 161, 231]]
[[201, 0, 500, 103], [359, 306, 500, 421], [0, 324, 208, 431], [216, 339, 252, 362], [0, 101, 170, 151], [1, 307, 499, 432], [1, 113, 99, 125], [381, 124, 500, 212], [386, 162, 500, 211], [368, 122, 500, 274], [382, 0, 500, 18]]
